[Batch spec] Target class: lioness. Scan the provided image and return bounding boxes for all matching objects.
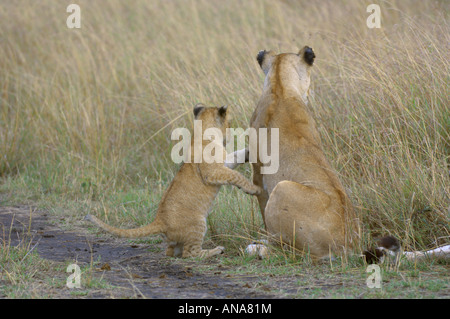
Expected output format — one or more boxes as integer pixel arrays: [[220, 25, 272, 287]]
[[231, 47, 448, 263], [86, 104, 262, 258], [249, 47, 360, 259]]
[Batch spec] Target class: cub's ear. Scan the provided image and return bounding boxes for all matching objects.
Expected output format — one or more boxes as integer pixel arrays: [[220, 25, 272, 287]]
[[218, 105, 228, 117], [193, 103, 205, 118], [299, 46, 315, 66]]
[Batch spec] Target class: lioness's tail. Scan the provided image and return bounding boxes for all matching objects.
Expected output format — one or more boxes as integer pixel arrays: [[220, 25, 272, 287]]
[[363, 235, 450, 264], [85, 214, 163, 238]]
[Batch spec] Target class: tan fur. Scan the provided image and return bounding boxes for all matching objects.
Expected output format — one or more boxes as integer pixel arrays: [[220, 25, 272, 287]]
[[86, 105, 261, 259], [251, 47, 360, 259]]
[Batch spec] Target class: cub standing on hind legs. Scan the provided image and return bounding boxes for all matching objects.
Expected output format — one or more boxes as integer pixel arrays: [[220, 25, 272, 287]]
[[85, 104, 261, 259]]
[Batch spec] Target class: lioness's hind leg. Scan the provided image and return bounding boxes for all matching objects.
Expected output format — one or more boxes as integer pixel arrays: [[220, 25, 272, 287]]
[[265, 180, 344, 258]]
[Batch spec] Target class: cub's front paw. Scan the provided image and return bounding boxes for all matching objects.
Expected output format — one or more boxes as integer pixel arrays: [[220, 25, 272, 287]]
[[250, 186, 263, 195]]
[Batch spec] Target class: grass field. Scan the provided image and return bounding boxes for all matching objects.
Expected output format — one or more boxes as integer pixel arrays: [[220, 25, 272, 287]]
[[0, 0, 449, 298]]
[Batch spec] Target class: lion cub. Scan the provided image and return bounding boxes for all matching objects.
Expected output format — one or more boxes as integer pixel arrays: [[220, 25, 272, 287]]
[[85, 104, 261, 258]]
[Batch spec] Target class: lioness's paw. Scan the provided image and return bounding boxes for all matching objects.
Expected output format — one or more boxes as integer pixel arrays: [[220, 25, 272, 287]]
[[245, 242, 269, 259]]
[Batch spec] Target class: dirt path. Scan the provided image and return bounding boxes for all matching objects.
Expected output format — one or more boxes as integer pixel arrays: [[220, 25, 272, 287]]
[[2, 205, 449, 299], [0, 205, 288, 298]]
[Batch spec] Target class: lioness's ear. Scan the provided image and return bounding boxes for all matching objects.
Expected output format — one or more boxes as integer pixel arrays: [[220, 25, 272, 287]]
[[299, 46, 315, 66], [256, 50, 276, 75], [218, 105, 228, 117], [256, 50, 267, 68], [193, 103, 205, 118]]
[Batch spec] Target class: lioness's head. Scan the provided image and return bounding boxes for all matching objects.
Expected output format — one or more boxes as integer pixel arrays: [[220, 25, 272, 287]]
[[256, 46, 315, 103]]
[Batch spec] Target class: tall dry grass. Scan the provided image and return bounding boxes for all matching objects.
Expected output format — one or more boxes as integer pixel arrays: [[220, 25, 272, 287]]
[[0, 0, 448, 249]]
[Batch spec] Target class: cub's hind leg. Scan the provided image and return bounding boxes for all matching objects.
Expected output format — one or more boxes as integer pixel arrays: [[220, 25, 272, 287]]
[[166, 242, 183, 257], [182, 240, 224, 258], [180, 220, 224, 259]]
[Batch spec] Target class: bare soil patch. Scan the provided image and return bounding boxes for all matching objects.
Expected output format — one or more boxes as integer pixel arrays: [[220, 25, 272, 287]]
[[0, 205, 289, 298], [2, 205, 448, 299]]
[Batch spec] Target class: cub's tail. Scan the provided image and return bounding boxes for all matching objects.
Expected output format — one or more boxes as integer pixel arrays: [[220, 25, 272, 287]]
[[85, 214, 163, 238]]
